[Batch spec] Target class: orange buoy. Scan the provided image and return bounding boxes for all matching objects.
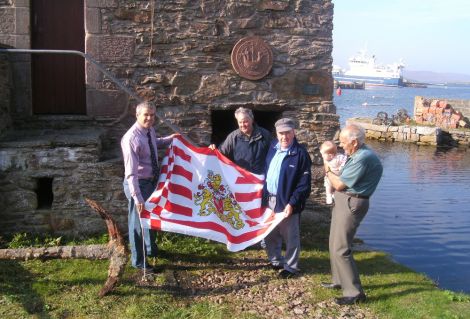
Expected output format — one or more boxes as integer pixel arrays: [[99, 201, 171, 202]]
[[336, 87, 342, 96]]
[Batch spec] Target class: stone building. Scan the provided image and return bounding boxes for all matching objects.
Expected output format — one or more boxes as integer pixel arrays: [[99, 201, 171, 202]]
[[0, 0, 339, 236]]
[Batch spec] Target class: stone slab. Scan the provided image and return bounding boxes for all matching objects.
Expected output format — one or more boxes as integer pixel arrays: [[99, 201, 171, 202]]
[[86, 35, 135, 62], [15, 7, 29, 34], [0, 8, 15, 34], [85, 7, 101, 34], [86, 89, 129, 117], [85, 0, 118, 8]]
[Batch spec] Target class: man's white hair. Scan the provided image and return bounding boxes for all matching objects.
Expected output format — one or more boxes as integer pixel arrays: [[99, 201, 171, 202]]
[[234, 107, 254, 121], [135, 102, 156, 115], [342, 124, 365, 145]]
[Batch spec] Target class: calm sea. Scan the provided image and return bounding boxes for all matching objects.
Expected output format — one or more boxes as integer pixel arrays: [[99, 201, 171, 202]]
[[334, 86, 470, 293]]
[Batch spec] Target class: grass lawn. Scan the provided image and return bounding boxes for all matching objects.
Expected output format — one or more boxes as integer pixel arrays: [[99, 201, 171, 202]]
[[1, 223, 469, 319]]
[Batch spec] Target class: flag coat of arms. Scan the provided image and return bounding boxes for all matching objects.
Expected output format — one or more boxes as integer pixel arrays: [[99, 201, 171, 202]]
[[141, 136, 284, 252]]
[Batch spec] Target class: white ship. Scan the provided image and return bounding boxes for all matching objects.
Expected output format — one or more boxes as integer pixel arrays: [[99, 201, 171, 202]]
[[333, 49, 405, 87]]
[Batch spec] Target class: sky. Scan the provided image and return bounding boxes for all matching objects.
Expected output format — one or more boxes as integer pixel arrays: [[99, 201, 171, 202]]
[[332, 0, 470, 75]]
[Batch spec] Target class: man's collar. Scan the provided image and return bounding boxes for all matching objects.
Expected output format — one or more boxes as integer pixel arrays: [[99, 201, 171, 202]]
[[236, 125, 260, 139], [275, 142, 292, 153], [135, 122, 151, 133]]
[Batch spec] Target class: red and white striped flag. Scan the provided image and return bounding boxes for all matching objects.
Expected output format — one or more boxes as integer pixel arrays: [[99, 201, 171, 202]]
[[141, 136, 284, 252]]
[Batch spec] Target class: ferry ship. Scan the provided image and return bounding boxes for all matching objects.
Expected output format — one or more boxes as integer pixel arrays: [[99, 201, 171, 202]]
[[333, 50, 405, 87]]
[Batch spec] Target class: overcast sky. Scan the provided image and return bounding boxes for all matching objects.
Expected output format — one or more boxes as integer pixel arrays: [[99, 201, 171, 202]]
[[332, 0, 470, 75]]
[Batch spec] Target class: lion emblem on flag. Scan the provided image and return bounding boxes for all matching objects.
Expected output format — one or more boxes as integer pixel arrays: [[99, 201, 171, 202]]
[[194, 170, 245, 230]]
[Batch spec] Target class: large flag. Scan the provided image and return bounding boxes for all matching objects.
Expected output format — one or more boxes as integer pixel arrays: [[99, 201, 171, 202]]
[[141, 136, 284, 252]]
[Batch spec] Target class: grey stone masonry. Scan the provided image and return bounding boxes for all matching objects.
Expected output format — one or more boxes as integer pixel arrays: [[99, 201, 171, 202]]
[[0, 128, 127, 235], [347, 118, 444, 146], [0, 52, 12, 136]]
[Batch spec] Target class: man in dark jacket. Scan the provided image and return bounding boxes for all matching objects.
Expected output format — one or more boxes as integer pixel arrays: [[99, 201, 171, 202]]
[[210, 107, 271, 174], [263, 118, 312, 278]]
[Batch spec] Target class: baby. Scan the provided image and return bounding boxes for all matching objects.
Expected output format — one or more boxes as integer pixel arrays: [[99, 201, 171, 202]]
[[320, 141, 347, 204]]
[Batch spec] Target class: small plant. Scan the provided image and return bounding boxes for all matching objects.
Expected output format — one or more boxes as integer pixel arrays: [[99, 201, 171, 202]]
[[444, 290, 470, 302], [5, 232, 109, 248], [7, 233, 33, 248]]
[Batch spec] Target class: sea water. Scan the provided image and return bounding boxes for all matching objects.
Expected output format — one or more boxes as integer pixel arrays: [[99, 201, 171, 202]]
[[334, 86, 470, 293]]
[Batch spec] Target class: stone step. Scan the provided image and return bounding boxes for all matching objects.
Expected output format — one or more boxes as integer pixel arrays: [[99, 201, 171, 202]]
[[0, 127, 105, 171]]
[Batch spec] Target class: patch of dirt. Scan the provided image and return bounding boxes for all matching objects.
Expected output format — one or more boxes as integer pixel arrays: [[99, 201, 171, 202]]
[[135, 256, 377, 318]]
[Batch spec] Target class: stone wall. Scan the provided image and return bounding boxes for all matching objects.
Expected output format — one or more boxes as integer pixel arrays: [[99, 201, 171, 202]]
[[347, 118, 442, 146], [0, 0, 32, 118], [0, 51, 12, 136], [0, 129, 127, 235], [83, 0, 337, 146], [445, 129, 470, 146], [0, 0, 338, 235]]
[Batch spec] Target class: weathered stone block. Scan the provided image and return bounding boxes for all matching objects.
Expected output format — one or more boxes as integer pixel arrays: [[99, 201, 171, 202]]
[[13, 0, 29, 7], [367, 131, 382, 139], [258, 0, 290, 11], [410, 133, 419, 141], [114, 7, 151, 23], [4, 190, 37, 211], [85, 60, 103, 86], [419, 134, 438, 144], [272, 70, 330, 101], [193, 74, 230, 103], [416, 126, 438, 135], [225, 3, 255, 18], [14, 7, 29, 34], [85, 8, 101, 34], [85, 0, 118, 8], [86, 35, 135, 62], [86, 89, 129, 117], [0, 8, 15, 34], [170, 72, 202, 95], [14, 34, 29, 48], [374, 125, 389, 133], [0, 35, 15, 47]]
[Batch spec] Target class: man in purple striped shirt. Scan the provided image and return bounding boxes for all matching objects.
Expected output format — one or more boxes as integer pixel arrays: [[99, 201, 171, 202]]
[[121, 102, 177, 273]]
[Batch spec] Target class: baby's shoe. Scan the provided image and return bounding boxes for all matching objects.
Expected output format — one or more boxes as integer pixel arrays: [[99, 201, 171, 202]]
[[326, 194, 333, 205]]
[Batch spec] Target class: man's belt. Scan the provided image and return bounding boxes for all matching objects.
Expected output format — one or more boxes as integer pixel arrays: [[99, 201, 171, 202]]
[[340, 191, 370, 200]]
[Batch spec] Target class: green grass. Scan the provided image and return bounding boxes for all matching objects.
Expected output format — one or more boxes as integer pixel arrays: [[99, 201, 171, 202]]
[[1, 224, 469, 319]]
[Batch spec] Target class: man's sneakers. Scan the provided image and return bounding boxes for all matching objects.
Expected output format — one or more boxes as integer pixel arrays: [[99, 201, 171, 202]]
[[278, 269, 296, 279], [270, 263, 284, 270]]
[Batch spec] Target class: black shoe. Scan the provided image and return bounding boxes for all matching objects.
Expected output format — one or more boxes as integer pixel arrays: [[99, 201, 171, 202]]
[[320, 282, 341, 289], [278, 269, 296, 279], [334, 293, 366, 305], [140, 266, 155, 275], [271, 264, 284, 270]]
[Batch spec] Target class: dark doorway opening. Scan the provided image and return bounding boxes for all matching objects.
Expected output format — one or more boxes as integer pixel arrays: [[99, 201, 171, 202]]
[[211, 110, 281, 146], [31, 0, 86, 114], [36, 177, 54, 209]]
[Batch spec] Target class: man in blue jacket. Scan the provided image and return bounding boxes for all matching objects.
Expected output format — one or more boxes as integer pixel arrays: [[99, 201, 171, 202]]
[[263, 118, 312, 278]]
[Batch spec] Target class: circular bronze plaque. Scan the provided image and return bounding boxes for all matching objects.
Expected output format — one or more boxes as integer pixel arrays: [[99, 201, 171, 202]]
[[231, 36, 273, 80]]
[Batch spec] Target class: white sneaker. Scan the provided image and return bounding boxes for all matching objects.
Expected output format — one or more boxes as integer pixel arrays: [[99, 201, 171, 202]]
[[326, 195, 333, 205]]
